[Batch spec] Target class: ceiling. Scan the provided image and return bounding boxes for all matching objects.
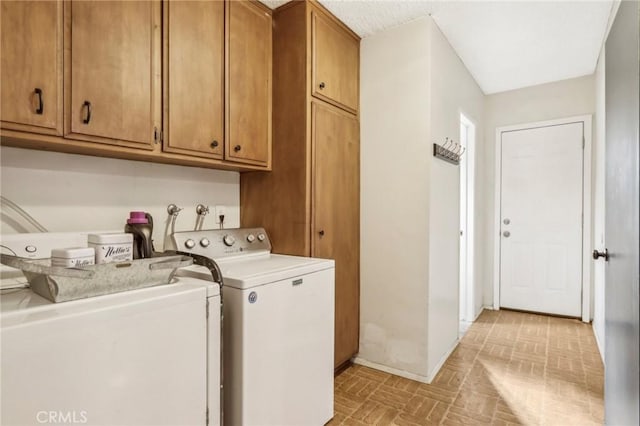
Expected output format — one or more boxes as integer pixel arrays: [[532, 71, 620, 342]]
[[258, 0, 614, 94]]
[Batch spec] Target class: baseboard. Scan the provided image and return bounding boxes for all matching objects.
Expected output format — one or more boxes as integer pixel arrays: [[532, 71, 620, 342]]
[[426, 338, 460, 383], [473, 306, 486, 321], [352, 357, 431, 384], [592, 323, 605, 365]]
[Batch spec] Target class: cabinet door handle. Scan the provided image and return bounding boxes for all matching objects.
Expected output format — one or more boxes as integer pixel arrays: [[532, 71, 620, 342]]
[[318, 230, 325, 236], [82, 100, 92, 124], [319, 82, 326, 90], [234, 145, 241, 152], [211, 140, 219, 149], [34, 88, 43, 115]]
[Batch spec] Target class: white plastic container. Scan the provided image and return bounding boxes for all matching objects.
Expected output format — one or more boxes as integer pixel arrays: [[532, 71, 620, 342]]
[[88, 233, 133, 264], [51, 247, 96, 268]]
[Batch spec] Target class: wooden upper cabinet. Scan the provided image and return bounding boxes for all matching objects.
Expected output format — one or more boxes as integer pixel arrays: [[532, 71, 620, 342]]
[[1, 1, 63, 135], [66, 1, 160, 149], [227, 0, 272, 166], [311, 9, 359, 114], [164, 0, 224, 159]]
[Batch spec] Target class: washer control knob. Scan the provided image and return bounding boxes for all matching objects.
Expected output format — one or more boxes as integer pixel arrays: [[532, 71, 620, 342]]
[[257, 233, 266, 242], [200, 238, 210, 248], [223, 235, 236, 247], [185, 239, 196, 249], [25, 245, 37, 253], [247, 234, 256, 243]]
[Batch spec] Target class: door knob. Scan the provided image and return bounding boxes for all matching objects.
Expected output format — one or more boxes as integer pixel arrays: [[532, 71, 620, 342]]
[[318, 230, 325, 237], [319, 82, 326, 90], [503, 218, 510, 225], [502, 231, 511, 238], [592, 249, 609, 261]]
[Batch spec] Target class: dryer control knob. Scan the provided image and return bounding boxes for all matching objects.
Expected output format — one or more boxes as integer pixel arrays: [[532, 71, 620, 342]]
[[200, 238, 210, 248], [257, 233, 266, 242], [223, 235, 236, 247], [246, 234, 256, 243], [184, 239, 196, 249]]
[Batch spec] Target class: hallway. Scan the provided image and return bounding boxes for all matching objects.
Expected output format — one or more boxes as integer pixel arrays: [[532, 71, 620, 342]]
[[330, 310, 604, 425]]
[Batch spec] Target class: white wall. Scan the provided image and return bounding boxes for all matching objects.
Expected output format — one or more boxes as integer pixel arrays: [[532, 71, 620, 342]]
[[426, 21, 484, 377], [483, 75, 596, 307], [359, 17, 431, 379], [358, 16, 484, 382], [0, 147, 240, 250], [593, 48, 606, 361]]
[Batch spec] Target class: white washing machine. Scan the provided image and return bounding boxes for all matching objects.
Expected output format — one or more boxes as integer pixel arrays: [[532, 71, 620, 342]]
[[172, 228, 335, 426], [0, 232, 221, 426]]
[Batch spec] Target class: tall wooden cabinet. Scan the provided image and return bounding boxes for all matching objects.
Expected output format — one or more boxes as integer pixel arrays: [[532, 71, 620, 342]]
[[241, 0, 360, 370], [312, 102, 360, 367], [0, 0, 63, 135]]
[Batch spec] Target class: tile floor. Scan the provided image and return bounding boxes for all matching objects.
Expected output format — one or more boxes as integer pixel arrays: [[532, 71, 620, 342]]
[[329, 309, 604, 425]]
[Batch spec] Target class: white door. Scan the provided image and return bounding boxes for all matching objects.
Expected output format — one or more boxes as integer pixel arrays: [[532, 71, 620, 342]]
[[500, 122, 583, 317], [602, 2, 639, 422]]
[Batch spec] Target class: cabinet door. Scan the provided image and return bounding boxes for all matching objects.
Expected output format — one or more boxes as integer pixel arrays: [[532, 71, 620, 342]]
[[227, 0, 271, 166], [1, 1, 62, 134], [311, 10, 359, 114], [311, 102, 360, 368], [67, 1, 159, 149], [164, 0, 224, 159]]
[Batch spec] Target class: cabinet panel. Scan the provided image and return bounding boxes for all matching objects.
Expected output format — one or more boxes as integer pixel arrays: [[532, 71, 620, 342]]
[[68, 1, 157, 148], [227, 0, 271, 165], [1, 1, 62, 134], [312, 10, 359, 114], [312, 102, 360, 368], [164, 0, 224, 159]]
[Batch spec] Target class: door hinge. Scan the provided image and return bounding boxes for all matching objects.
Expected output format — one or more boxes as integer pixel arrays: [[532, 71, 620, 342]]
[[582, 136, 585, 149], [206, 407, 209, 426], [206, 299, 210, 319], [154, 127, 163, 144]]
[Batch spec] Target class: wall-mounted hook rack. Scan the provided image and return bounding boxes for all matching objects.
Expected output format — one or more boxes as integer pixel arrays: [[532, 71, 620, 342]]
[[433, 137, 465, 165]]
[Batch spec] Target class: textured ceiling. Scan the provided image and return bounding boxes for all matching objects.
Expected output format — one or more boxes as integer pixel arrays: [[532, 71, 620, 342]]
[[259, 0, 614, 94]]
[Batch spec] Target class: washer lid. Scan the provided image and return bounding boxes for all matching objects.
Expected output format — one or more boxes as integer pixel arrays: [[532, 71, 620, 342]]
[[0, 277, 218, 328], [179, 254, 335, 290]]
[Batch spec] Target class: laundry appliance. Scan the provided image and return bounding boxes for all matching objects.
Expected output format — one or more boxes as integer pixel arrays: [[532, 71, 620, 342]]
[[0, 232, 221, 426], [171, 227, 335, 426]]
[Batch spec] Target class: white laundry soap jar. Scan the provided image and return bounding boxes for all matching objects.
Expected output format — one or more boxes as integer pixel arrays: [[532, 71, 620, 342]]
[[88, 233, 133, 264], [51, 247, 96, 268]]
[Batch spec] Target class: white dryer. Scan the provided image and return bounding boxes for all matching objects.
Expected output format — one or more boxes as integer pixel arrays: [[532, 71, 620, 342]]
[[173, 228, 335, 426], [0, 232, 221, 426]]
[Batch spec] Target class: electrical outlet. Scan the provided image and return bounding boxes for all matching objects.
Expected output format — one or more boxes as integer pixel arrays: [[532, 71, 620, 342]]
[[214, 205, 227, 224]]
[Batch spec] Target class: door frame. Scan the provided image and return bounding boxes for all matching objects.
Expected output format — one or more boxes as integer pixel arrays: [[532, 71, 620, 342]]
[[459, 112, 476, 322], [492, 114, 593, 322]]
